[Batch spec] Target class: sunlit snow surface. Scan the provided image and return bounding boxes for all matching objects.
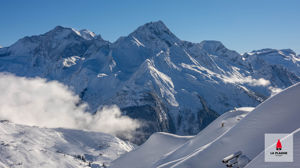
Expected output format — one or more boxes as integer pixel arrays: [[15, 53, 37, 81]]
[[0, 121, 134, 168], [63, 56, 85, 68], [111, 82, 300, 168], [111, 107, 253, 168]]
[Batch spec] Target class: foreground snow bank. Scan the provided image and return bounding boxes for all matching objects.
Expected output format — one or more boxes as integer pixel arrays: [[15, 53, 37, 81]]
[[111, 107, 253, 168], [0, 121, 134, 168], [156, 82, 300, 168], [110, 132, 193, 168], [112, 82, 300, 168]]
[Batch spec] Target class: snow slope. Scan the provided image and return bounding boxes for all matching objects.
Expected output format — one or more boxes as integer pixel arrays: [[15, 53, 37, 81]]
[[0, 121, 134, 168], [110, 132, 193, 168], [110, 107, 253, 168], [154, 82, 300, 168], [112, 82, 300, 168]]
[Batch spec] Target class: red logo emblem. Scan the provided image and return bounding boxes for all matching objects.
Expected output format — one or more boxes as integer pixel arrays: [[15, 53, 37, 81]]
[[276, 139, 282, 150]]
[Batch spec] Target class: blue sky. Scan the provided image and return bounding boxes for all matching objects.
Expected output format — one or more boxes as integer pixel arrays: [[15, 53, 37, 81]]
[[1, 0, 300, 54]]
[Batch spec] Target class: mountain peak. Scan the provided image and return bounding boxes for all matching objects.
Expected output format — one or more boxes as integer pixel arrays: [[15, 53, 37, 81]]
[[280, 49, 296, 55], [78, 29, 96, 40], [249, 48, 296, 56], [143, 20, 168, 30], [199, 40, 226, 53], [53, 25, 68, 31], [132, 20, 173, 37], [123, 20, 180, 48], [45, 25, 78, 39], [46, 26, 96, 40]]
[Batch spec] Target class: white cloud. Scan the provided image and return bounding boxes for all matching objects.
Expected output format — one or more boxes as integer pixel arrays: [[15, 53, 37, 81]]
[[0, 73, 139, 138], [223, 75, 270, 86], [268, 86, 283, 96]]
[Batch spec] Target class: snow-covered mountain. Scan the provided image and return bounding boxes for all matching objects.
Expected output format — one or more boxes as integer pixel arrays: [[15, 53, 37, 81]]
[[110, 82, 300, 168], [244, 48, 300, 76], [0, 21, 299, 143], [0, 120, 134, 168]]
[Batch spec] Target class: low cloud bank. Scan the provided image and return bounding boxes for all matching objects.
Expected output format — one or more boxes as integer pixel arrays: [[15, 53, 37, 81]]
[[224, 75, 270, 86], [0, 73, 139, 138]]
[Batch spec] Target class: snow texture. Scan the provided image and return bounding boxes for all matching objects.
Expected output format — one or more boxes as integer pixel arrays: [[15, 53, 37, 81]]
[[112, 82, 300, 167], [111, 107, 253, 168], [0, 121, 134, 168]]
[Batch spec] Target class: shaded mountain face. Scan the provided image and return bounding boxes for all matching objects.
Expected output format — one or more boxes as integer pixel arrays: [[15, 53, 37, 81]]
[[0, 21, 299, 144]]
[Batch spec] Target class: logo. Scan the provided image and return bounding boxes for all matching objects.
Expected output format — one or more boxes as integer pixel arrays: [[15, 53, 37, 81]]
[[270, 138, 287, 157], [265, 134, 293, 162], [276, 139, 282, 150]]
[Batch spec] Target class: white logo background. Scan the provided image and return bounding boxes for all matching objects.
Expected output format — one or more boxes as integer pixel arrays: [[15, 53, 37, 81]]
[[265, 133, 293, 162]]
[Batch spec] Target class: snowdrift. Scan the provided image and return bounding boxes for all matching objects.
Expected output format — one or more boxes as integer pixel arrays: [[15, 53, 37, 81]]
[[111, 107, 253, 168], [110, 132, 193, 168]]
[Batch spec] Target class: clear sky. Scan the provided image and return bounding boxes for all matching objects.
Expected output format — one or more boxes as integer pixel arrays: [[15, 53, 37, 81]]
[[1, 0, 300, 54]]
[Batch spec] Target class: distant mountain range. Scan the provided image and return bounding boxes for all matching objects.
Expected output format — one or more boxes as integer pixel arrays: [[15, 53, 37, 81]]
[[0, 21, 299, 143]]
